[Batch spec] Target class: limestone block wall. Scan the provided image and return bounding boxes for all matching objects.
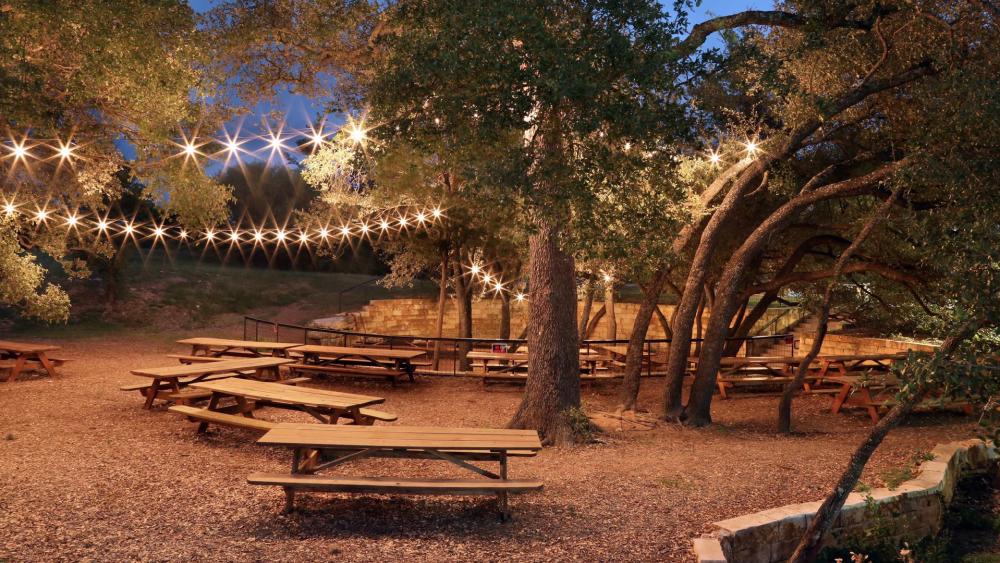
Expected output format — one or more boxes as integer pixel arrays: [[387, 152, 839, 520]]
[[798, 333, 937, 355], [350, 298, 799, 340], [693, 439, 997, 563]]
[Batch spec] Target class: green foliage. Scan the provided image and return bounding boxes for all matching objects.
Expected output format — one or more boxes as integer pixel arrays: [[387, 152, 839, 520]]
[[563, 406, 595, 443]]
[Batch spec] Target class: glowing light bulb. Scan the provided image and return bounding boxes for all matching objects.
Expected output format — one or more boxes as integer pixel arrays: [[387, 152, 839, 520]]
[[268, 134, 284, 153], [470, 263, 481, 275], [623, 142, 631, 151], [65, 214, 79, 227], [744, 139, 759, 158], [708, 150, 721, 165], [253, 230, 264, 242], [398, 216, 409, 227], [204, 229, 215, 241], [229, 230, 240, 242], [3, 202, 15, 216], [482, 273, 492, 283], [153, 226, 165, 238], [57, 142, 75, 161], [348, 124, 365, 144], [10, 142, 29, 160], [123, 223, 135, 236], [35, 209, 49, 222], [431, 207, 442, 219], [310, 130, 326, 147], [297, 231, 309, 243], [183, 141, 198, 158], [179, 230, 188, 239], [97, 219, 109, 231], [515, 292, 526, 302], [379, 220, 390, 231], [276, 229, 287, 242], [339, 225, 351, 238], [493, 281, 503, 293], [415, 212, 426, 224], [602, 272, 613, 283], [359, 223, 370, 235], [318, 228, 329, 239]]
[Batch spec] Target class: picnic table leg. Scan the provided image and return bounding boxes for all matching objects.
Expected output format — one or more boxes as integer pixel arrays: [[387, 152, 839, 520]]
[[498, 451, 510, 522], [35, 352, 59, 378], [861, 389, 880, 423], [6, 354, 28, 383], [717, 380, 728, 400], [198, 393, 222, 433], [831, 384, 851, 414], [144, 378, 163, 409]]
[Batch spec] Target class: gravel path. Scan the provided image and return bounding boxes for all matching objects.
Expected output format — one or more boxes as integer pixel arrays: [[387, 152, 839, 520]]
[[0, 331, 976, 562]]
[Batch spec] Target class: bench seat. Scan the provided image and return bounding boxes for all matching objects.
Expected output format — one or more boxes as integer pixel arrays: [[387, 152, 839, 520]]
[[248, 473, 544, 513], [287, 363, 409, 384], [169, 405, 278, 431], [167, 354, 230, 364]]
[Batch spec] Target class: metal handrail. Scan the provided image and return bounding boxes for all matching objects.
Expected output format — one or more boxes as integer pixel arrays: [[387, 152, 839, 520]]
[[336, 276, 382, 313]]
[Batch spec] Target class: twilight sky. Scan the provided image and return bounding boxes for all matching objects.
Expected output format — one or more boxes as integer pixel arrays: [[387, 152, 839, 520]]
[[184, 0, 768, 168]]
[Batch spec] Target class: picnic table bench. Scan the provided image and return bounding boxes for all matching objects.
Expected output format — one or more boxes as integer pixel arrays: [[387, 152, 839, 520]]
[[250, 423, 543, 520], [467, 350, 606, 376], [169, 378, 394, 433], [707, 353, 907, 399], [126, 357, 294, 409], [0, 340, 67, 382], [177, 337, 302, 358], [287, 344, 426, 384]]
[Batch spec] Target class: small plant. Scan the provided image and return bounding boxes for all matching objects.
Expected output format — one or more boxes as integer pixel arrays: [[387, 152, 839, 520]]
[[564, 407, 594, 443], [881, 467, 915, 490], [855, 482, 873, 494]]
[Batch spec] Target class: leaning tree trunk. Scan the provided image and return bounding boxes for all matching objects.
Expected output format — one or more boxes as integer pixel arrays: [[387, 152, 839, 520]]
[[620, 272, 668, 411], [604, 282, 617, 340], [509, 221, 582, 445], [789, 319, 982, 562], [579, 278, 595, 339], [662, 162, 769, 421], [432, 249, 449, 370], [779, 185, 902, 432], [685, 162, 905, 426]]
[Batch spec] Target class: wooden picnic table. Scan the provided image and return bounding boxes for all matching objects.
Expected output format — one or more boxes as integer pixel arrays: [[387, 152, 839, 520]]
[[468, 350, 604, 374], [0, 340, 64, 383], [177, 337, 302, 358], [250, 423, 544, 519], [288, 344, 426, 383], [188, 378, 386, 428], [128, 357, 294, 409]]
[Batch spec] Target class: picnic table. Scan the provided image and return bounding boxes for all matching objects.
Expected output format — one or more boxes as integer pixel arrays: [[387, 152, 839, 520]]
[[249, 423, 544, 520], [170, 378, 392, 433], [127, 357, 294, 409], [287, 344, 426, 384], [468, 350, 606, 375], [177, 337, 302, 358], [0, 340, 65, 383], [826, 372, 970, 423]]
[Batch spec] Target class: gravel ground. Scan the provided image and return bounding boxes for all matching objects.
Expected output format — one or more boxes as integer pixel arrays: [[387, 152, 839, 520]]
[[0, 330, 978, 562]]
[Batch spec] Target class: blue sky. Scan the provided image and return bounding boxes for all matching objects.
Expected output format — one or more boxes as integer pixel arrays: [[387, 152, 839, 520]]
[[185, 0, 767, 169]]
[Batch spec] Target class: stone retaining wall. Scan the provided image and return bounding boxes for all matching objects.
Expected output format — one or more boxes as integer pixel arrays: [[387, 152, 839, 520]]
[[798, 333, 936, 355], [693, 439, 997, 563], [351, 298, 796, 340]]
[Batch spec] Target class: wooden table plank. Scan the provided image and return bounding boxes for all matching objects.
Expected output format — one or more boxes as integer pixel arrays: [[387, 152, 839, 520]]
[[130, 357, 293, 378], [178, 338, 302, 352], [258, 423, 543, 451], [191, 378, 384, 409], [290, 345, 427, 361], [0, 340, 61, 354]]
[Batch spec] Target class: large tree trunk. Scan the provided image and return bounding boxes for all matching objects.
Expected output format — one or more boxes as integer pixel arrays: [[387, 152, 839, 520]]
[[685, 162, 905, 426], [509, 221, 582, 445], [619, 272, 668, 410], [432, 249, 449, 370], [578, 278, 595, 339], [604, 282, 617, 340], [789, 319, 983, 562], [453, 258, 473, 371]]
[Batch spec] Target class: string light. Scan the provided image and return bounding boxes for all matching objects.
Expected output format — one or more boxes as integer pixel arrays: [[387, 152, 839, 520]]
[[744, 139, 759, 158], [515, 292, 526, 302], [707, 149, 721, 165], [65, 214, 79, 227]]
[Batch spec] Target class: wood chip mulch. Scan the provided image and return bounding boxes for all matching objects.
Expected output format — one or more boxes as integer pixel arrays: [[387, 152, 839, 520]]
[[0, 331, 977, 562]]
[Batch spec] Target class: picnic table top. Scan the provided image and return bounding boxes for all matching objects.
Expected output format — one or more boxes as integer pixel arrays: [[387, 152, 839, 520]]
[[191, 378, 384, 409], [0, 340, 61, 354], [130, 357, 294, 379], [825, 374, 902, 386], [290, 345, 426, 360], [716, 353, 907, 365], [591, 345, 656, 357], [468, 350, 604, 361], [258, 423, 543, 451], [177, 337, 303, 350]]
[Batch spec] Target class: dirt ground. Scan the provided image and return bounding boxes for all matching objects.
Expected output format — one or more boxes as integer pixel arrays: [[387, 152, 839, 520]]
[[0, 328, 979, 562]]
